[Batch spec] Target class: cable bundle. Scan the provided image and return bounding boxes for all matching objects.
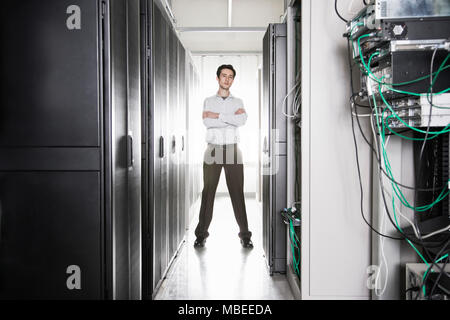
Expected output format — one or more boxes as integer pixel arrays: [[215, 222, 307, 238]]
[[340, 1, 450, 299], [281, 207, 301, 278]]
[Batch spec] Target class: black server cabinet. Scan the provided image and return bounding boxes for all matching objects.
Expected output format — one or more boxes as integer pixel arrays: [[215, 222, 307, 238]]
[[0, 0, 141, 299], [140, 0, 153, 300], [151, 3, 169, 291], [262, 23, 287, 275], [168, 27, 179, 261], [178, 41, 187, 241], [123, 0, 142, 300], [141, 0, 190, 297]]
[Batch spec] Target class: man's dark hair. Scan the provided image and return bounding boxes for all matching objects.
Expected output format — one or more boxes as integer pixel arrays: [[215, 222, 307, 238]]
[[216, 64, 236, 78]]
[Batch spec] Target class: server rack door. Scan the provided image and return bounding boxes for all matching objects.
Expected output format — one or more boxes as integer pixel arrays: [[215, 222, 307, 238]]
[[178, 42, 187, 240], [140, 0, 153, 300], [188, 63, 195, 211], [125, 0, 142, 300], [271, 24, 287, 274], [152, 3, 163, 289], [160, 10, 170, 280], [262, 27, 272, 273], [0, 0, 100, 147], [0, 0, 105, 299], [110, 0, 131, 299], [168, 27, 179, 260], [152, 2, 169, 288], [0, 172, 102, 299], [262, 24, 287, 274]]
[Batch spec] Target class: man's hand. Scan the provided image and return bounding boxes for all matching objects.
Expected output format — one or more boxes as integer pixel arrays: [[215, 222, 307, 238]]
[[235, 108, 246, 115], [202, 111, 220, 119]]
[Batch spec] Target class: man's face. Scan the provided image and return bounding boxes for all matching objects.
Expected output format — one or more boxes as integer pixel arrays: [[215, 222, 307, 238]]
[[217, 68, 235, 90]]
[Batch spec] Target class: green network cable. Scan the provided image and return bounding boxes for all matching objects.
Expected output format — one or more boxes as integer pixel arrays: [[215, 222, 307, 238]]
[[289, 220, 300, 277], [377, 102, 450, 213], [372, 93, 429, 266], [352, 28, 450, 296], [422, 253, 449, 297], [282, 209, 301, 278], [380, 89, 450, 135], [373, 93, 450, 274], [372, 84, 449, 266], [384, 121, 443, 141], [290, 220, 300, 277], [361, 42, 450, 214]]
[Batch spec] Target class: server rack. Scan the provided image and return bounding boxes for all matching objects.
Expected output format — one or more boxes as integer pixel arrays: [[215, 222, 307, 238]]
[[141, 0, 189, 298], [0, 0, 141, 299], [150, 2, 168, 292], [140, 0, 153, 300], [262, 23, 287, 274], [178, 41, 187, 244], [168, 27, 179, 262]]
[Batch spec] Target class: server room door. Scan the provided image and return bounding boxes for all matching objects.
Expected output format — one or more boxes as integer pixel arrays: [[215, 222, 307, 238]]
[[0, 0, 104, 299]]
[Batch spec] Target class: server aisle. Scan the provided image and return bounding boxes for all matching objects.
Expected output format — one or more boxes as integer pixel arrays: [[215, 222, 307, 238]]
[[154, 196, 294, 300], [0, 0, 300, 301]]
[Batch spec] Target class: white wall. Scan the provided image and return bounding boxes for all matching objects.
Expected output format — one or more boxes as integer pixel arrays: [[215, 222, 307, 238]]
[[301, 0, 372, 299]]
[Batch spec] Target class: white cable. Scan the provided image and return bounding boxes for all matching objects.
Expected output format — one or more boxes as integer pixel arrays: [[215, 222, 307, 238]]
[[370, 112, 421, 238], [351, 101, 372, 117], [281, 83, 299, 118], [291, 201, 301, 208], [368, 98, 450, 296], [375, 196, 389, 297], [381, 185, 450, 240], [292, 83, 302, 116], [371, 111, 389, 297], [352, 111, 372, 117], [381, 186, 421, 239], [421, 224, 450, 239], [384, 135, 391, 149], [370, 113, 447, 240]]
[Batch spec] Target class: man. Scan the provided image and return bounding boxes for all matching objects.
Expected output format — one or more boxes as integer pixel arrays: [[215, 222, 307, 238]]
[[194, 64, 253, 249]]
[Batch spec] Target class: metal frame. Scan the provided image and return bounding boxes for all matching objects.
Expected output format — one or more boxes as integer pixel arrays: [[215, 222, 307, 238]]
[[285, 4, 301, 300]]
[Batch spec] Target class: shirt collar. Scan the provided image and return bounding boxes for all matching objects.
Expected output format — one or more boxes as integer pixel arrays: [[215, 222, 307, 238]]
[[216, 92, 233, 100]]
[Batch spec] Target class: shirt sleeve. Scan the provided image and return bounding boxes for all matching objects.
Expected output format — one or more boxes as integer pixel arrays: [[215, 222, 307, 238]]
[[202, 98, 229, 128], [218, 112, 247, 127], [219, 99, 248, 127]]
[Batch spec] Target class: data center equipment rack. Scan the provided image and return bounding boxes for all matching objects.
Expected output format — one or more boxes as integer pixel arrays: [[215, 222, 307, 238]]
[[345, 0, 450, 300], [0, 0, 142, 299], [262, 23, 288, 275]]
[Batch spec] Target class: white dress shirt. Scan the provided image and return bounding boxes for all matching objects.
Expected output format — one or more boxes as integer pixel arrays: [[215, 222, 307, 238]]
[[202, 93, 248, 145]]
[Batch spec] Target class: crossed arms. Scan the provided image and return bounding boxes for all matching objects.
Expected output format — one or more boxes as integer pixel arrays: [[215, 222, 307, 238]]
[[202, 108, 247, 128]]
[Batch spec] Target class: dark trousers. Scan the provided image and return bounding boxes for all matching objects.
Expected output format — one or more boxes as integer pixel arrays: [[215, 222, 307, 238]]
[[195, 144, 252, 240]]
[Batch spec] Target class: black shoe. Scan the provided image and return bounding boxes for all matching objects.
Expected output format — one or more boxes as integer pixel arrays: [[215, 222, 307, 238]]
[[194, 237, 206, 248], [240, 238, 253, 249]]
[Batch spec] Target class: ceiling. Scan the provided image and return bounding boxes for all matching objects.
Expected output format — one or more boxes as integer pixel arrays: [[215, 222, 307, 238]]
[[166, 0, 286, 54]]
